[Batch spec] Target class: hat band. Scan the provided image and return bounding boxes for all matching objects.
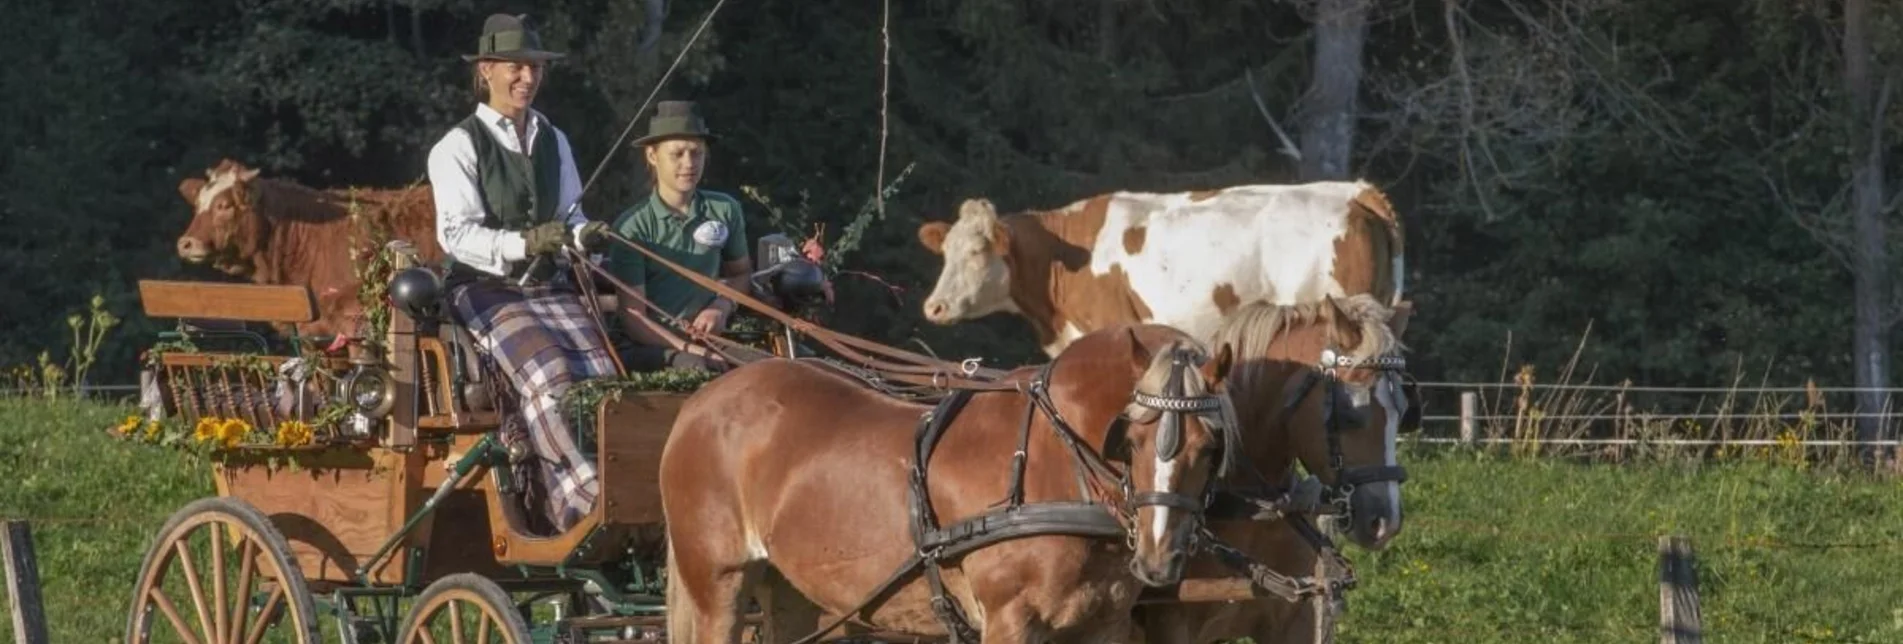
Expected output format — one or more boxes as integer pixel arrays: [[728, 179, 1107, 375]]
[[648, 115, 709, 137], [482, 30, 536, 54]]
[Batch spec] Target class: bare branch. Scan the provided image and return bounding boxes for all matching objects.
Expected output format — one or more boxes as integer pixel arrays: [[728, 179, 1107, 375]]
[[1245, 67, 1302, 161], [1758, 166, 1854, 271], [1443, 0, 1503, 222]]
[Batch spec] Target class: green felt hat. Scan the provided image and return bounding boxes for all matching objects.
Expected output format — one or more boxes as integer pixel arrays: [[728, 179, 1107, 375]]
[[632, 101, 719, 147], [462, 13, 566, 63]]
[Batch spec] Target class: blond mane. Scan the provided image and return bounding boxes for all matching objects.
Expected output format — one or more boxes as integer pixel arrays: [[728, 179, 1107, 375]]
[[1208, 293, 1403, 369]]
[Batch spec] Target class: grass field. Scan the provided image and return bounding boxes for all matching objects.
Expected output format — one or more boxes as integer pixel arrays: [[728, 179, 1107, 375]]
[[3, 397, 1902, 643]]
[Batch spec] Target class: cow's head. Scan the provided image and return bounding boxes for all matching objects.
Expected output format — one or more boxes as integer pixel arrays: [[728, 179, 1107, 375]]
[[175, 159, 266, 277], [917, 198, 1018, 324]]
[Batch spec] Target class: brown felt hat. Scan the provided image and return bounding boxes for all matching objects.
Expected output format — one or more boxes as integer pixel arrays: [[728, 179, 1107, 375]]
[[632, 101, 719, 147], [462, 13, 566, 63]]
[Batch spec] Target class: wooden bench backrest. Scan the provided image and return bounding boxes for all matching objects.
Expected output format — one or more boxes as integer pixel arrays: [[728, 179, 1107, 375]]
[[138, 280, 318, 324]]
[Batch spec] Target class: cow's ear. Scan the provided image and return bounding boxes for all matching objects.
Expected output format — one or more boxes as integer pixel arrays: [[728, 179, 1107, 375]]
[[917, 222, 949, 254], [1389, 300, 1413, 339], [238, 166, 260, 181], [179, 178, 207, 205]]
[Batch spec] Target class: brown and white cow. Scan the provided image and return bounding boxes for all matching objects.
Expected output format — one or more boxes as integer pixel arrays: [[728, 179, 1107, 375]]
[[916, 180, 1406, 357], [174, 158, 443, 339]]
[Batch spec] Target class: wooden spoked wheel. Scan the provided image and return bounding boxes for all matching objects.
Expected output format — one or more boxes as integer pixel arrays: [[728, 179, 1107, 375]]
[[124, 497, 321, 643], [396, 573, 532, 644]]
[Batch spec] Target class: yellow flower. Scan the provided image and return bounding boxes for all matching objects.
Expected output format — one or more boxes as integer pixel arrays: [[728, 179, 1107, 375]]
[[193, 417, 220, 443], [216, 418, 253, 448], [274, 420, 314, 448], [143, 420, 161, 440], [115, 415, 141, 435]]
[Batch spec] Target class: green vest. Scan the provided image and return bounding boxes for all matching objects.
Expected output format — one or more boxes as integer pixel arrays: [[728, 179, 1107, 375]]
[[446, 112, 566, 284], [458, 112, 564, 230]]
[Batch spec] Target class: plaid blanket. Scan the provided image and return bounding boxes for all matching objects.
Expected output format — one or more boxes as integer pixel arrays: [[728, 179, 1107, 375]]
[[450, 278, 619, 532]]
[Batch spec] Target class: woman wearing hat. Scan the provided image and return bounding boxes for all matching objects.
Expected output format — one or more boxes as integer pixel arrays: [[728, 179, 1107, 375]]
[[606, 100, 756, 373], [425, 13, 615, 533]]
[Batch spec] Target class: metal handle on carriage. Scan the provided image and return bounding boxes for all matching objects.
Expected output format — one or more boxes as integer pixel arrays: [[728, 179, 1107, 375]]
[[352, 435, 503, 584]]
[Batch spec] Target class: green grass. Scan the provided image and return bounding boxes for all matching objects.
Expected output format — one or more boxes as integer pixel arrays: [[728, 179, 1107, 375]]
[[2, 399, 1901, 643], [1338, 445, 1903, 643], [0, 397, 215, 642]]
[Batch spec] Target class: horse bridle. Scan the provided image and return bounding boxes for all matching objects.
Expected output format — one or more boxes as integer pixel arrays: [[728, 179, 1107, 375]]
[[1281, 344, 1412, 517], [1119, 346, 1243, 523]]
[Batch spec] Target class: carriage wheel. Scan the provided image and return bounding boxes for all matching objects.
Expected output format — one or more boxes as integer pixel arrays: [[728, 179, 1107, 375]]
[[396, 573, 533, 644], [124, 497, 321, 643]]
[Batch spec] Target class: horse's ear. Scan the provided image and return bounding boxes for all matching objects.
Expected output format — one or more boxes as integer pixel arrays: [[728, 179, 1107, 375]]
[[1390, 300, 1414, 339], [178, 178, 206, 205], [1324, 295, 1350, 321], [1126, 327, 1153, 368], [918, 222, 949, 254], [1203, 342, 1235, 387]]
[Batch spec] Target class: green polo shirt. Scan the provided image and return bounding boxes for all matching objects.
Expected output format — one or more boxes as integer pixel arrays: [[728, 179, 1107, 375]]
[[609, 189, 750, 323]]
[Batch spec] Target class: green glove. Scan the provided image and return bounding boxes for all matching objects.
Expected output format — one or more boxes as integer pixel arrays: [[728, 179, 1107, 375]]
[[522, 221, 567, 256], [577, 221, 611, 252]]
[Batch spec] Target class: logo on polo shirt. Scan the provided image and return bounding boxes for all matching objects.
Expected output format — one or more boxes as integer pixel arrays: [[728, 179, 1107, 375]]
[[692, 220, 729, 250]]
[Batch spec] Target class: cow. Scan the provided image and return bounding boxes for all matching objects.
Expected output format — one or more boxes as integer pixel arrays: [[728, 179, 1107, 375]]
[[174, 158, 443, 340], [915, 180, 1407, 357]]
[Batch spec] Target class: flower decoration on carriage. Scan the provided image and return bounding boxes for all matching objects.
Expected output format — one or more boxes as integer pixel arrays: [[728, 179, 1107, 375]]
[[191, 416, 255, 448], [274, 419, 315, 448]]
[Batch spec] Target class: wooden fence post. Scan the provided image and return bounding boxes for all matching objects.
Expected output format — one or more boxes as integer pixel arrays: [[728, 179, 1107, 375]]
[[1658, 534, 1703, 644], [2, 520, 48, 644], [1459, 391, 1478, 445]]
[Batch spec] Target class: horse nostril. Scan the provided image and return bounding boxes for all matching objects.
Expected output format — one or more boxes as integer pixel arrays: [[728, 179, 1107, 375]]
[[925, 301, 945, 319]]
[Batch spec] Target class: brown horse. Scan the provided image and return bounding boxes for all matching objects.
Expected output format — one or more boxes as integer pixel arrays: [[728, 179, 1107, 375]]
[[660, 324, 1242, 643], [1134, 294, 1414, 644]]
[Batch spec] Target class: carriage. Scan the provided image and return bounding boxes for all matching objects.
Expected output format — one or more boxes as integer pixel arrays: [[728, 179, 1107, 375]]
[[119, 231, 1379, 643]]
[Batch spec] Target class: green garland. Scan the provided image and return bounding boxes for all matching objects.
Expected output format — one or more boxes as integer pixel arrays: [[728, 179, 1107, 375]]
[[561, 368, 719, 448]]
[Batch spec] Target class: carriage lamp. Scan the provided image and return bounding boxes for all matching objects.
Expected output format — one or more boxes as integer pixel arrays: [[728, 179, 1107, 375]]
[[338, 361, 398, 436]]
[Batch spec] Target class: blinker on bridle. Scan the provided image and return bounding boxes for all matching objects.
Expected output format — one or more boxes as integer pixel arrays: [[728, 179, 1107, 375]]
[[1119, 346, 1242, 520], [1296, 344, 1411, 516]]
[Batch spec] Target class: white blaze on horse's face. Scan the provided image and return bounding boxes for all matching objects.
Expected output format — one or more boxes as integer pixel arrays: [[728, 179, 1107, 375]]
[[1356, 371, 1406, 549], [1377, 371, 1408, 537], [919, 200, 1018, 324], [1152, 442, 1176, 545]]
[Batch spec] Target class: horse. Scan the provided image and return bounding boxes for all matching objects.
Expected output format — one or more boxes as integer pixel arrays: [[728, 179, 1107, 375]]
[[659, 323, 1244, 643], [1134, 293, 1414, 644]]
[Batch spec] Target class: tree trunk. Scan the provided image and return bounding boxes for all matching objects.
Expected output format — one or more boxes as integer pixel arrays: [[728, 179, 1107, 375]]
[[1298, 0, 1369, 181], [409, 0, 425, 59], [1843, 0, 1891, 466]]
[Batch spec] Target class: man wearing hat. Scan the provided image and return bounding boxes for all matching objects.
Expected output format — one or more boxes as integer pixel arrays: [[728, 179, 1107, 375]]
[[607, 100, 755, 373], [425, 13, 616, 533]]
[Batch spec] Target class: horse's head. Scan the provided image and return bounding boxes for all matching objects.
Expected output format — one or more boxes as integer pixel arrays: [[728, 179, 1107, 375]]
[[175, 158, 267, 277], [1053, 325, 1239, 587], [1214, 294, 1413, 552], [1292, 295, 1412, 550]]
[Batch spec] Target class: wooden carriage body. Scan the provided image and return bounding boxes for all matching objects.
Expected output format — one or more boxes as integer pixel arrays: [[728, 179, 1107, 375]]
[[138, 273, 692, 589]]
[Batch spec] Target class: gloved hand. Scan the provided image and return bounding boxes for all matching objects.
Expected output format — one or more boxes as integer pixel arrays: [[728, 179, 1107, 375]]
[[522, 220, 567, 256], [575, 221, 611, 252]]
